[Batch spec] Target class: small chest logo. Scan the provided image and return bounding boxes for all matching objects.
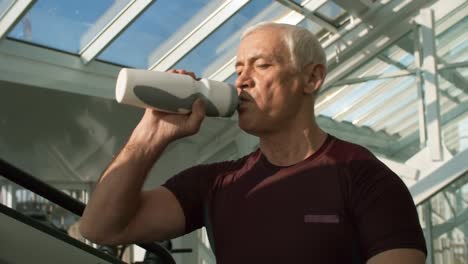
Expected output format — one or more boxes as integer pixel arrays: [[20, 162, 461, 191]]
[[304, 214, 340, 224]]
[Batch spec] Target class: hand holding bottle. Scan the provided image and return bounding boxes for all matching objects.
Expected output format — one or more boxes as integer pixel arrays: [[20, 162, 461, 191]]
[[130, 69, 207, 145]]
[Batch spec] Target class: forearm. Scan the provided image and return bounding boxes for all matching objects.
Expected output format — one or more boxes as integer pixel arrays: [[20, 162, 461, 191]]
[[80, 131, 170, 243]]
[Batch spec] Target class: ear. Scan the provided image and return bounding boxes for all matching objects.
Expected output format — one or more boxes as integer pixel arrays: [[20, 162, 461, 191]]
[[303, 64, 327, 95]]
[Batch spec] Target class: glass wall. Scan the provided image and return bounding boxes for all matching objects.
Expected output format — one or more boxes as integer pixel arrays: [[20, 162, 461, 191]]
[[417, 172, 468, 264]]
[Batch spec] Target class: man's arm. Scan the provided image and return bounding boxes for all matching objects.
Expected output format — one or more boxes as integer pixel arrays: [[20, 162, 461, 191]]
[[79, 135, 186, 245], [80, 71, 205, 245], [367, 248, 426, 264]]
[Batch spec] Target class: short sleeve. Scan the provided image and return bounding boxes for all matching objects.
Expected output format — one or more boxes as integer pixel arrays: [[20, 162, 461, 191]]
[[162, 164, 217, 234], [350, 157, 427, 261]]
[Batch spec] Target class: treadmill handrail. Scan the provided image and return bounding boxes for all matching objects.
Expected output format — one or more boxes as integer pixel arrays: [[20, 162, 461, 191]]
[[0, 157, 176, 264]]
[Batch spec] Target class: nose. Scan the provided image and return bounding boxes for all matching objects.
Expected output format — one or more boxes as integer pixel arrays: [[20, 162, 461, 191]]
[[235, 70, 254, 91]]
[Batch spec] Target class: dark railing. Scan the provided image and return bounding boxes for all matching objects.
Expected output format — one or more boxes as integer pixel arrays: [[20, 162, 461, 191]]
[[0, 158, 178, 264]]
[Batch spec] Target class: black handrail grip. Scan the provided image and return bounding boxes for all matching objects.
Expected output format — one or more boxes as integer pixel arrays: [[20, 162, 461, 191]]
[[171, 248, 193, 253], [0, 158, 176, 264], [0, 158, 85, 215]]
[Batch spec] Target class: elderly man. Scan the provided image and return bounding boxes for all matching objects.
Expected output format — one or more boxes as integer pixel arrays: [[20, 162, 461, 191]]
[[80, 23, 427, 263]]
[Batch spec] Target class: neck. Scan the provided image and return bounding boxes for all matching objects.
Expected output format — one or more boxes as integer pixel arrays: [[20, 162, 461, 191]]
[[259, 117, 327, 166]]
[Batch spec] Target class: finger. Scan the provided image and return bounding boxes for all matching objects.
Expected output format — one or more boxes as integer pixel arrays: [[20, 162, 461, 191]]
[[170, 69, 198, 80], [187, 98, 205, 128], [185, 71, 197, 80], [168, 69, 184, 74]]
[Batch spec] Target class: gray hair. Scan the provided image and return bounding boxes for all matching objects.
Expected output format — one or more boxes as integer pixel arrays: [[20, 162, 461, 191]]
[[241, 22, 327, 71]]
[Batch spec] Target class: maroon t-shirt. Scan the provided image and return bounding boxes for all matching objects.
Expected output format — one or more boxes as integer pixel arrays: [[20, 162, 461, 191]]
[[163, 135, 426, 263]]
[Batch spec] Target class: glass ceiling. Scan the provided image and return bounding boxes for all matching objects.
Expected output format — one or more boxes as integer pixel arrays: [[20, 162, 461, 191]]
[[0, 0, 14, 18], [0, 0, 467, 160], [8, 0, 126, 53], [6, 0, 348, 68], [99, 0, 222, 68]]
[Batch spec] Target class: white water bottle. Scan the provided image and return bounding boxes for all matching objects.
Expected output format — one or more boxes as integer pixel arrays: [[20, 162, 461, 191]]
[[115, 68, 238, 117]]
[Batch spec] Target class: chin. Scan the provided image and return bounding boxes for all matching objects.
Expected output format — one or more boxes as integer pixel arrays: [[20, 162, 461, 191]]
[[239, 125, 258, 136], [238, 117, 262, 136]]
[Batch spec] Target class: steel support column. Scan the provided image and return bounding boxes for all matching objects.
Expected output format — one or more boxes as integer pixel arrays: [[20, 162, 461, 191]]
[[418, 9, 443, 161], [423, 202, 434, 264], [413, 22, 427, 148]]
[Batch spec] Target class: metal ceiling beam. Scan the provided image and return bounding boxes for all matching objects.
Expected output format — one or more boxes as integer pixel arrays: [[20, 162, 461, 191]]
[[438, 69, 468, 96], [314, 84, 355, 113], [418, 9, 443, 161], [358, 0, 374, 9], [0, 39, 119, 99], [326, 47, 417, 122], [371, 99, 417, 132], [444, 134, 463, 151], [431, 4, 468, 96], [324, 0, 466, 98], [332, 75, 412, 122], [324, 0, 437, 88], [411, 148, 468, 205], [80, 0, 153, 64], [377, 54, 409, 70], [438, 82, 461, 105], [311, 1, 431, 116], [275, 0, 338, 33], [386, 110, 418, 135], [394, 14, 468, 99], [319, 0, 468, 146], [386, 27, 461, 106], [353, 84, 415, 126], [0, 0, 35, 39], [431, 205, 468, 238], [329, 70, 414, 87], [148, 0, 250, 72], [397, 97, 454, 139], [315, 56, 396, 114], [316, 115, 398, 152], [332, 0, 368, 18], [389, 100, 468, 158], [439, 61, 468, 70]]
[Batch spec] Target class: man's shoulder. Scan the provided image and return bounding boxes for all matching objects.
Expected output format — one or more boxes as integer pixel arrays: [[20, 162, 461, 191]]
[[328, 135, 401, 184], [327, 135, 377, 162]]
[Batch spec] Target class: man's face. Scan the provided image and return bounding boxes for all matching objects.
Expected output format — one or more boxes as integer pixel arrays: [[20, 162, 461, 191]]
[[235, 28, 306, 135]]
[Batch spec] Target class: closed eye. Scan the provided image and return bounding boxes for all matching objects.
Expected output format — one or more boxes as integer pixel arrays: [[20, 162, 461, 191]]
[[256, 64, 270, 69]]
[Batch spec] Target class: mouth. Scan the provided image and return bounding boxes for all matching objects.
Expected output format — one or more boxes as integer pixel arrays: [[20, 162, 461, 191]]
[[238, 93, 253, 103], [237, 93, 254, 113], [237, 98, 250, 111], [239, 98, 250, 105]]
